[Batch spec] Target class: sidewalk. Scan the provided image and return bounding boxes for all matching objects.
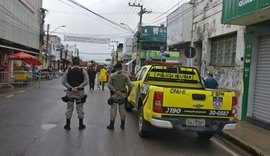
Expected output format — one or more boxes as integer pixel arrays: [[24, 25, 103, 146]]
[[220, 121, 270, 156]]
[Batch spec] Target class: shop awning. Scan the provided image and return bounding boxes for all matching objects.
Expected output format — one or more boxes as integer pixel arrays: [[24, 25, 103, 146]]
[[9, 52, 42, 65]]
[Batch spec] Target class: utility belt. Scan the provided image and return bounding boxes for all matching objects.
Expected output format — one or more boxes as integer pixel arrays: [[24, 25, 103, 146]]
[[62, 94, 87, 104], [69, 87, 84, 91], [107, 96, 126, 105], [108, 91, 127, 105]]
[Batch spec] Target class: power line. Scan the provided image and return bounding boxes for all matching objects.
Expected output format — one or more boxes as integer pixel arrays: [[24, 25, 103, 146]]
[[119, 3, 130, 23], [145, 0, 184, 24], [150, 3, 191, 25], [125, 7, 137, 25], [152, 0, 177, 13], [167, 7, 193, 23], [58, 0, 128, 33], [65, 0, 131, 32]]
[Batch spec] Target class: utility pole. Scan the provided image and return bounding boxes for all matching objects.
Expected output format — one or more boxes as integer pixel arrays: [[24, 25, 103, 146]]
[[63, 44, 68, 69], [128, 2, 151, 67], [46, 24, 50, 64], [110, 40, 119, 63]]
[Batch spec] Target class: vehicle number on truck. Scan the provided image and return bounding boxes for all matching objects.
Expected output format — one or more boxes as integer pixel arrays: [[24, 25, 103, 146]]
[[209, 110, 230, 116], [164, 107, 182, 114]]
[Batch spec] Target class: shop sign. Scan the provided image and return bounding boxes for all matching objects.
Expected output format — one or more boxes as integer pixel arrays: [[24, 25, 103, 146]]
[[239, 0, 254, 7], [140, 50, 179, 60]]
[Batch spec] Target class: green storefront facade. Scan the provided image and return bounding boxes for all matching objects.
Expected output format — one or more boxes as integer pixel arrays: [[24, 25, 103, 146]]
[[222, 0, 270, 129], [137, 26, 178, 66]]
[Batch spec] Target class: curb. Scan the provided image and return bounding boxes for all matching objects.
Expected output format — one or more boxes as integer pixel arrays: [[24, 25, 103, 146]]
[[218, 131, 264, 156]]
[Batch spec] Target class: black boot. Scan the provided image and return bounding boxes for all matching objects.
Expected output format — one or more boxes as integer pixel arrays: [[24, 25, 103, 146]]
[[106, 120, 114, 130], [79, 118, 86, 130], [120, 120, 125, 130], [64, 118, 71, 130]]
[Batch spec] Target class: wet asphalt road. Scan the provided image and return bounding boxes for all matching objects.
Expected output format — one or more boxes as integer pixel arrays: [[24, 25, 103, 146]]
[[0, 80, 249, 156]]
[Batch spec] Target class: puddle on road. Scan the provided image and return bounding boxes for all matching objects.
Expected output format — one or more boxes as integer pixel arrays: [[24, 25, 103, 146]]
[[41, 123, 57, 130]]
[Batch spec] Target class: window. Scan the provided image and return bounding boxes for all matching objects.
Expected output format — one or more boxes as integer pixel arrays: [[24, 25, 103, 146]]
[[134, 69, 142, 81], [210, 34, 237, 66], [134, 68, 147, 81], [139, 68, 147, 80]]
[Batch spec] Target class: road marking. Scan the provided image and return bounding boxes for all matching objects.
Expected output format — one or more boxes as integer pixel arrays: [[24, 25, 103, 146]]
[[41, 124, 57, 130], [6, 95, 14, 98], [18, 90, 25, 94]]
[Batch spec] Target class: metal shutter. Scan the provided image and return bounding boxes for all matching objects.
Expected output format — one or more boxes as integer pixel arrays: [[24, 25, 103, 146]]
[[253, 34, 270, 124]]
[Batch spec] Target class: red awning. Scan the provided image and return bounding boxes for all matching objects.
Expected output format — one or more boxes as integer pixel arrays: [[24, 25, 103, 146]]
[[9, 52, 42, 65]]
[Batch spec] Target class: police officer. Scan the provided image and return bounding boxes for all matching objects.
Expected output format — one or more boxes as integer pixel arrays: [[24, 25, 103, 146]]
[[107, 63, 132, 130], [62, 57, 89, 130]]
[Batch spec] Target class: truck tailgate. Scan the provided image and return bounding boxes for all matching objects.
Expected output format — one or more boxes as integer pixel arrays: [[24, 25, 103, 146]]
[[162, 88, 234, 117]]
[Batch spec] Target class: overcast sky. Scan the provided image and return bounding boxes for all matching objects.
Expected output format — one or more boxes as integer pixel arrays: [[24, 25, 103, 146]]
[[43, 0, 186, 62]]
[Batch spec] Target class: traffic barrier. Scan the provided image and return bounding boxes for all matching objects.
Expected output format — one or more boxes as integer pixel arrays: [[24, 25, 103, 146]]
[[0, 71, 13, 88], [0, 71, 64, 88]]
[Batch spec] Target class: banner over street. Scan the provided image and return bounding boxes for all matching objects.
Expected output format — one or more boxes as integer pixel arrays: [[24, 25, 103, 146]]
[[64, 35, 110, 44]]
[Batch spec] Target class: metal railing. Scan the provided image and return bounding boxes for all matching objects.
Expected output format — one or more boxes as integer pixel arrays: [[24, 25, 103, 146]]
[[0, 71, 64, 88]]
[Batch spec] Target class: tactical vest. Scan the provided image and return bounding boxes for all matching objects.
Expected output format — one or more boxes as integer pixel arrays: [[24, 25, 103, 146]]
[[67, 67, 84, 87]]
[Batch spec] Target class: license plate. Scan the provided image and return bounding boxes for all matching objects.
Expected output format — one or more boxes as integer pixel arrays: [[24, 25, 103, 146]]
[[186, 118, 205, 126]]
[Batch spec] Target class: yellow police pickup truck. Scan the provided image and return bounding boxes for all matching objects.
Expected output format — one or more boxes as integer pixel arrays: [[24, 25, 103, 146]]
[[127, 64, 237, 139]]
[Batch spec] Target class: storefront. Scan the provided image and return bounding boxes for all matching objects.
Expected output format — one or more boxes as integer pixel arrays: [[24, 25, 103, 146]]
[[222, 0, 270, 129], [139, 50, 180, 66]]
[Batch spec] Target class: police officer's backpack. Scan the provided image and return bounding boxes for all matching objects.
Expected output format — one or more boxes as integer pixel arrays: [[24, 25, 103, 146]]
[[67, 67, 84, 87]]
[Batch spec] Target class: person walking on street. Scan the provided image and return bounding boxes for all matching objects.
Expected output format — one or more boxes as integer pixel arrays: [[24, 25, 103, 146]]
[[98, 66, 107, 91], [204, 72, 218, 89], [107, 63, 132, 130], [87, 65, 96, 90], [62, 57, 89, 130]]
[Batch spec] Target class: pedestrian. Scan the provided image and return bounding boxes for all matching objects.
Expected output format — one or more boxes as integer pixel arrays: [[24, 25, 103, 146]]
[[106, 63, 132, 130], [87, 65, 96, 90], [61, 57, 89, 130], [204, 72, 218, 89], [98, 66, 107, 91]]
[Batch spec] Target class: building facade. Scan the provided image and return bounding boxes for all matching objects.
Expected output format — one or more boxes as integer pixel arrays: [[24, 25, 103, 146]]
[[222, 0, 270, 130], [48, 35, 61, 71], [166, 0, 246, 120], [0, 0, 43, 73]]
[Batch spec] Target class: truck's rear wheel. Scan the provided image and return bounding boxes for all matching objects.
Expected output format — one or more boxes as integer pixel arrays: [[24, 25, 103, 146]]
[[197, 132, 214, 139], [138, 107, 151, 138]]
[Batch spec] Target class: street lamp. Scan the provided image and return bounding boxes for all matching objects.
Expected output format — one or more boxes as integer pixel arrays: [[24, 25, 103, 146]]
[[45, 24, 66, 66], [120, 23, 134, 33], [50, 25, 66, 34]]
